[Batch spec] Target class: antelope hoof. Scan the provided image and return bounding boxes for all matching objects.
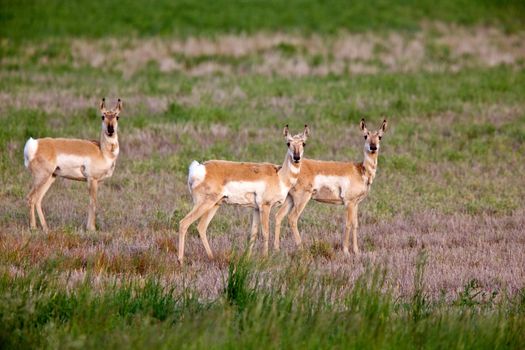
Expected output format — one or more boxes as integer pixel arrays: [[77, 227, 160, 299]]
[[343, 248, 351, 257], [353, 247, 360, 255]]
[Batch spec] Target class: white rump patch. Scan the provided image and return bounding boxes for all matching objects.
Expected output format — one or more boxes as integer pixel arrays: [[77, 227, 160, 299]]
[[222, 181, 266, 206], [188, 160, 206, 191], [23, 137, 38, 168]]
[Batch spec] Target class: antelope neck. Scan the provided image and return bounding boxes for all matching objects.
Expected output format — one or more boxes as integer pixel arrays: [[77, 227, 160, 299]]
[[362, 150, 378, 185], [100, 130, 119, 159], [278, 154, 301, 187]]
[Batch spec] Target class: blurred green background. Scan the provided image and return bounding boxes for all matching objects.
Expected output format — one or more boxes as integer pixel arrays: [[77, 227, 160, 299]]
[[2, 0, 525, 39]]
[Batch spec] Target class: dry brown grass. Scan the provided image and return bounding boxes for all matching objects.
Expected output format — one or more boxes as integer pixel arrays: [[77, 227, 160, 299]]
[[4, 24, 523, 79], [0, 90, 171, 115], [1, 207, 524, 301], [73, 25, 524, 75]]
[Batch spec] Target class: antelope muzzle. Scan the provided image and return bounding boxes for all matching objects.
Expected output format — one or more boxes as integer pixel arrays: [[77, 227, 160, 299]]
[[107, 124, 115, 137]]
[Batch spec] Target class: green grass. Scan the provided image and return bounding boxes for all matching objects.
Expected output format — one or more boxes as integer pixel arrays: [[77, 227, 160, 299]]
[[2, 0, 525, 40], [1, 258, 524, 349]]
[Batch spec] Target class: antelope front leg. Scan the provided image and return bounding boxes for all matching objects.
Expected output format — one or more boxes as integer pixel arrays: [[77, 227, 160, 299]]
[[343, 203, 359, 256], [259, 203, 271, 257], [274, 195, 292, 251], [343, 204, 354, 256], [287, 192, 312, 248], [87, 179, 98, 231], [351, 204, 360, 255], [248, 208, 260, 256]]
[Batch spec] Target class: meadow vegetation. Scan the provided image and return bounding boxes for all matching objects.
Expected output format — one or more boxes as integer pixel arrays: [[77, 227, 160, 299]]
[[1, 1, 525, 348]]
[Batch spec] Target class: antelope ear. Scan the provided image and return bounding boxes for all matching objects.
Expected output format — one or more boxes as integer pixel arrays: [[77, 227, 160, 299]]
[[115, 98, 122, 113], [100, 98, 106, 113], [302, 124, 310, 139], [283, 124, 289, 138], [360, 118, 368, 134], [380, 119, 388, 134]]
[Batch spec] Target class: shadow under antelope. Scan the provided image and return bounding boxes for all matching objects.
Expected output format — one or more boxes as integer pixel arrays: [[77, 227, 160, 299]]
[[274, 118, 387, 256], [24, 98, 122, 232]]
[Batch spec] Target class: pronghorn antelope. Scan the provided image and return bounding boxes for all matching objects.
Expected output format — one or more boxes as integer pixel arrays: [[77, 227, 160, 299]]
[[274, 119, 387, 256], [24, 98, 122, 232], [178, 125, 310, 264]]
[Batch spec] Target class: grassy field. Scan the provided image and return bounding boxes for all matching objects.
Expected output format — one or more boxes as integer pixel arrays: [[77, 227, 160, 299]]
[[2, 0, 525, 38], [1, 1, 525, 348]]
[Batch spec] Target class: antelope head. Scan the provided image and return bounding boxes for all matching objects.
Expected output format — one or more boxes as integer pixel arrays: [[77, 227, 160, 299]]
[[360, 118, 387, 154], [283, 124, 310, 164], [100, 98, 122, 138]]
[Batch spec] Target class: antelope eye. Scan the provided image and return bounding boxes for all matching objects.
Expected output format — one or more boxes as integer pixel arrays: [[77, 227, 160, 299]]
[[379, 136, 382, 140], [116, 116, 119, 120], [303, 143, 306, 147], [364, 135, 368, 140], [286, 142, 290, 147], [101, 115, 105, 120]]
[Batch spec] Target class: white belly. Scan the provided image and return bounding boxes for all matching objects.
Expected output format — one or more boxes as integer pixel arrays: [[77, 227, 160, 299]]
[[54, 154, 90, 180], [222, 181, 266, 207], [53, 154, 115, 181], [313, 175, 349, 192], [312, 175, 350, 202]]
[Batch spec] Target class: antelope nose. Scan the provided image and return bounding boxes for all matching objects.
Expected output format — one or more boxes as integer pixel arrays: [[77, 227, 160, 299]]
[[369, 144, 377, 151], [107, 125, 114, 134], [293, 155, 301, 162]]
